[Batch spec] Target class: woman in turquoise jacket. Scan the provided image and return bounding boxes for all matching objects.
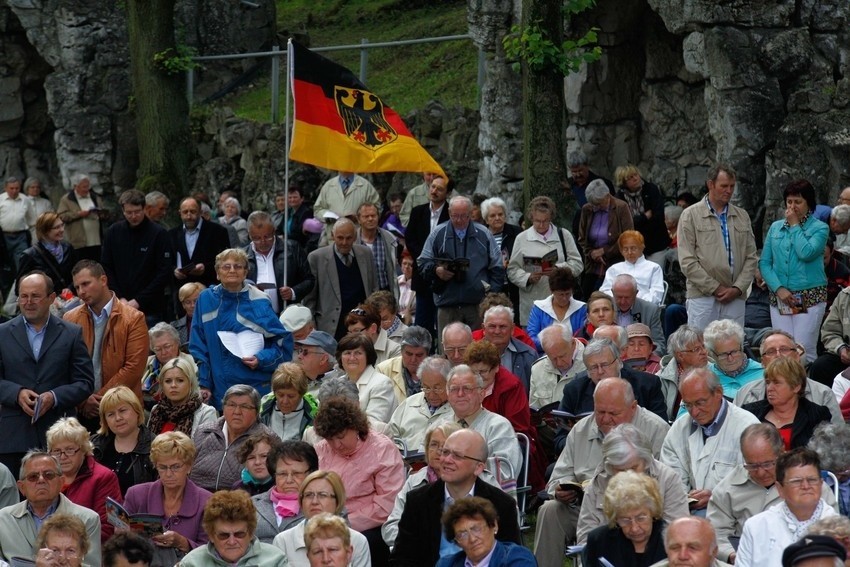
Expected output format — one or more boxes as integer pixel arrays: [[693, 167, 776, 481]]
[[759, 179, 829, 363]]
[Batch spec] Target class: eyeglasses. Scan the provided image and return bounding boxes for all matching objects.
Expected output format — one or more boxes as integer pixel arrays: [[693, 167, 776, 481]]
[[224, 402, 257, 412], [587, 359, 617, 374], [743, 460, 777, 471], [296, 347, 322, 356], [679, 344, 707, 354], [152, 343, 177, 353], [49, 447, 81, 458], [214, 530, 249, 541], [302, 491, 335, 501], [439, 448, 484, 463], [156, 463, 185, 474], [250, 235, 275, 243], [427, 441, 444, 451], [422, 386, 445, 394], [18, 294, 47, 304], [761, 346, 798, 358], [784, 476, 821, 488], [682, 397, 712, 411], [454, 524, 485, 543], [24, 471, 60, 483], [713, 348, 742, 360], [443, 347, 467, 356], [275, 470, 309, 480], [447, 385, 480, 395], [616, 513, 651, 528], [219, 264, 246, 271], [39, 548, 79, 559]]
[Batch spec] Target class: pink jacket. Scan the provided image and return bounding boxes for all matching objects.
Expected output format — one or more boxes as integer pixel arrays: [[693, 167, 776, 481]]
[[63, 454, 122, 543]]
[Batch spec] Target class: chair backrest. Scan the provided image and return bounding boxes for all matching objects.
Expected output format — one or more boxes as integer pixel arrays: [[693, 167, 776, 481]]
[[661, 280, 669, 304], [515, 432, 531, 529]]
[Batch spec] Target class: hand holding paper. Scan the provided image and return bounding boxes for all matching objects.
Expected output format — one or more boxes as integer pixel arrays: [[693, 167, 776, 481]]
[[217, 331, 264, 358]]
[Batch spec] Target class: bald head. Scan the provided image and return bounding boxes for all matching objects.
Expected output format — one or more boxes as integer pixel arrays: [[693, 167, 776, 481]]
[[446, 429, 488, 462], [663, 517, 718, 567]]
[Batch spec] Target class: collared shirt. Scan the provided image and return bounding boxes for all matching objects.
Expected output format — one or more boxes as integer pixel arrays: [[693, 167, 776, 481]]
[[184, 217, 203, 261], [705, 195, 733, 276], [0, 192, 34, 232], [441, 483, 476, 559], [454, 227, 467, 240], [696, 398, 729, 438], [28, 498, 59, 532], [24, 316, 49, 360], [617, 309, 633, 327], [252, 240, 279, 312], [527, 225, 554, 243], [465, 543, 496, 567], [333, 245, 352, 266], [430, 203, 446, 232], [88, 293, 114, 324]]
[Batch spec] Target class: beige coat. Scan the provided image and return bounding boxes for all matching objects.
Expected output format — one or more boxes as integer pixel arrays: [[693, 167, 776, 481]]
[[528, 341, 586, 409], [386, 391, 454, 452], [376, 355, 407, 404], [352, 365, 398, 423], [313, 175, 380, 243], [373, 328, 401, 368], [821, 285, 850, 354]]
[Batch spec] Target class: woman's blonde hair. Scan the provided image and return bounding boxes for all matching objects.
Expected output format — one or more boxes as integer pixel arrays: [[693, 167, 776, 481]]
[[35, 513, 90, 558], [159, 356, 200, 395], [98, 386, 145, 435], [602, 470, 662, 527], [304, 513, 351, 549], [150, 431, 196, 465], [271, 362, 309, 397], [46, 417, 93, 456], [300, 470, 346, 515]]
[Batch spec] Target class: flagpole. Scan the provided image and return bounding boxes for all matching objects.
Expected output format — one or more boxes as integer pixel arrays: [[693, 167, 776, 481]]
[[282, 38, 292, 306]]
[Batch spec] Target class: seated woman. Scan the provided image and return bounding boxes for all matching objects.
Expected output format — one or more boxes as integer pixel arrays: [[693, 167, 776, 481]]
[[253, 440, 319, 544], [397, 252, 416, 325], [46, 417, 122, 543], [34, 513, 89, 567], [232, 432, 276, 496], [526, 267, 587, 353], [437, 497, 536, 567], [705, 318, 763, 401], [345, 304, 401, 366], [141, 322, 197, 414], [336, 333, 398, 423], [123, 431, 212, 566], [742, 358, 832, 449], [273, 471, 371, 567], [656, 325, 709, 422], [259, 362, 317, 441], [313, 396, 405, 566], [575, 291, 616, 342], [171, 282, 205, 349], [599, 230, 665, 304], [614, 164, 669, 263], [177, 490, 286, 566], [148, 357, 218, 437], [303, 513, 360, 567], [91, 386, 156, 496], [366, 290, 407, 342], [584, 470, 667, 567]]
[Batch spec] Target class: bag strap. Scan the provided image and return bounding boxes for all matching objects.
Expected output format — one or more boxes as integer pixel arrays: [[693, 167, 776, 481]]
[[557, 227, 569, 261]]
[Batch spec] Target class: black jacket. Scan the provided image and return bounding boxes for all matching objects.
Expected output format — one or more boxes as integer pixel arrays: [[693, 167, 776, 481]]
[[91, 425, 157, 494], [585, 519, 666, 567], [169, 219, 231, 288], [616, 180, 670, 256], [741, 397, 832, 449], [406, 201, 450, 293], [245, 236, 315, 310], [17, 242, 77, 294]]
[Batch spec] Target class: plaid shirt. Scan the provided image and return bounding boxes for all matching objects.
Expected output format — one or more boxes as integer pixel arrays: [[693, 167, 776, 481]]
[[366, 231, 390, 290], [705, 196, 733, 277]]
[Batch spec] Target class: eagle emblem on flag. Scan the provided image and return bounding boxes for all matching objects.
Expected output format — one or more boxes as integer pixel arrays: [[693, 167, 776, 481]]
[[334, 87, 398, 150]]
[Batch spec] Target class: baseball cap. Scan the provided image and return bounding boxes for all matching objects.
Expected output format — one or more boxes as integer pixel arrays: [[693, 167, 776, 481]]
[[297, 330, 337, 357], [782, 535, 847, 566], [280, 304, 312, 332]]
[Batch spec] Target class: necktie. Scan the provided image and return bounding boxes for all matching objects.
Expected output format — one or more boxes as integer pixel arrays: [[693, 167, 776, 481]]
[[343, 254, 352, 267], [458, 419, 468, 428], [341, 177, 351, 194]]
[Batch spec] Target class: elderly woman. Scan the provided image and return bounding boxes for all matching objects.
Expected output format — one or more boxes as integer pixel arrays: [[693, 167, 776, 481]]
[[743, 358, 832, 449], [172, 282, 205, 348], [376, 324, 432, 403], [232, 432, 277, 496], [336, 332, 398, 423], [382, 422, 462, 548], [148, 357, 218, 437], [123, 432, 212, 566], [397, 252, 416, 325], [526, 267, 587, 353], [437, 497, 536, 567], [142, 322, 197, 413], [656, 325, 709, 421], [599, 230, 665, 304], [584, 471, 667, 566], [345, 304, 401, 365], [575, 290, 616, 342], [507, 195, 583, 326], [303, 513, 359, 567], [259, 362, 317, 441], [218, 196, 249, 246], [314, 396, 404, 566], [366, 290, 407, 342], [17, 211, 76, 297], [577, 424, 688, 545], [274, 472, 371, 567], [34, 514, 89, 567], [704, 319, 763, 400], [386, 356, 453, 452], [760, 179, 830, 363], [176, 490, 286, 566], [91, 386, 156, 496], [253, 440, 319, 543], [614, 164, 669, 260], [809, 422, 850, 516], [578, 179, 634, 295], [45, 417, 122, 543], [189, 384, 279, 493], [189, 248, 291, 412], [481, 197, 523, 321], [808, 516, 850, 566], [56, 173, 105, 262]]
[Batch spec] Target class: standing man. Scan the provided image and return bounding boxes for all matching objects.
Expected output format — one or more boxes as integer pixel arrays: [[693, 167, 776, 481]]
[[278, 187, 313, 248], [304, 218, 378, 339], [57, 174, 105, 262], [313, 171, 380, 245], [245, 211, 314, 314], [405, 174, 451, 337], [565, 150, 614, 235], [418, 195, 505, 340], [678, 163, 758, 330], [0, 176, 36, 279], [399, 172, 434, 227], [0, 272, 94, 476], [64, 260, 149, 432], [144, 191, 170, 224], [356, 202, 400, 297], [170, 196, 231, 289], [101, 189, 172, 325]]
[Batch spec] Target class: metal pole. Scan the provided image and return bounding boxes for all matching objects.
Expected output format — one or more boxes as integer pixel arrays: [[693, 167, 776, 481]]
[[359, 38, 369, 83], [271, 45, 280, 124], [283, 40, 292, 293], [186, 69, 194, 108]]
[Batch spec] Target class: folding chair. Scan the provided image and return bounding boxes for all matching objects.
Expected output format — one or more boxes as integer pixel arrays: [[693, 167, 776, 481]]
[[515, 432, 531, 530]]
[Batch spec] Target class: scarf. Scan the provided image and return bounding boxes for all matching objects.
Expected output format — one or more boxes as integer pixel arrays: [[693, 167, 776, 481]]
[[148, 393, 203, 436], [622, 187, 646, 218], [270, 487, 300, 518], [781, 499, 824, 540], [241, 468, 271, 487], [41, 240, 64, 263]]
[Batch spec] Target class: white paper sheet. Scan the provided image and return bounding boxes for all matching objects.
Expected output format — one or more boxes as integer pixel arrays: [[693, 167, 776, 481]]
[[217, 330, 264, 358]]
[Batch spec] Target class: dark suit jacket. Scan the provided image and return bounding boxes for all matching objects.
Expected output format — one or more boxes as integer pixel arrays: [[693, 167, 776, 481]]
[[283, 204, 314, 247], [0, 315, 94, 452], [406, 202, 449, 293], [169, 219, 231, 288], [245, 236, 315, 311], [390, 478, 521, 567]]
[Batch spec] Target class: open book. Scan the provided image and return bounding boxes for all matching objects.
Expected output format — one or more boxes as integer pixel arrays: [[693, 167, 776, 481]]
[[559, 478, 591, 493], [106, 497, 164, 538], [523, 249, 558, 273]]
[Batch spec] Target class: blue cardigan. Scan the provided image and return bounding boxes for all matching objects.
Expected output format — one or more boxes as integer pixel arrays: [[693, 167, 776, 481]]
[[436, 541, 537, 567], [759, 214, 828, 293]]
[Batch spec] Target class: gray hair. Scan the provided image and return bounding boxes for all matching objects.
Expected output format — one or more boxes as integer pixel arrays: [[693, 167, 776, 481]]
[[401, 325, 432, 351], [740, 422, 784, 457], [417, 356, 452, 381], [681, 367, 722, 394], [479, 197, 506, 221], [807, 515, 850, 544], [668, 325, 704, 355], [331, 217, 355, 235], [247, 210, 274, 227], [664, 205, 684, 225], [593, 326, 628, 350], [704, 319, 744, 352], [567, 150, 588, 168], [201, 202, 212, 215], [222, 384, 260, 409], [23, 177, 41, 193], [316, 376, 359, 403], [761, 328, 796, 344], [612, 273, 638, 293], [148, 321, 180, 348], [707, 163, 737, 183], [584, 337, 620, 362], [70, 173, 90, 187], [831, 204, 850, 231], [539, 323, 574, 350], [585, 179, 611, 205], [483, 305, 514, 325], [602, 423, 653, 475], [446, 364, 484, 389], [20, 450, 62, 480], [808, 422, 850, 472], [145, 190, 169, 206], [223, 196, 241, 215], [442, 322, 472, 344], [448, 195, 472, 211]]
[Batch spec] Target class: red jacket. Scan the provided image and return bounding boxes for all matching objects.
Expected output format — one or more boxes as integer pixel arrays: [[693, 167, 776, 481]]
[[62, 454, 123, 543]]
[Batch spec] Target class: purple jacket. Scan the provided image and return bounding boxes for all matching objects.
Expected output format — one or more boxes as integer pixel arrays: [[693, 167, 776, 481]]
[[124, 478, 212, 550]]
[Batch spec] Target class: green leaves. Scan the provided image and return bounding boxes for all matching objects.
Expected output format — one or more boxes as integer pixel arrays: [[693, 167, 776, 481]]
[[152, 45, 200, 75]]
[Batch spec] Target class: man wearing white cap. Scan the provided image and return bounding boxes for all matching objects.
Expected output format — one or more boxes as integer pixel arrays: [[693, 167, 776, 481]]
[[280, 304, 315, 342]]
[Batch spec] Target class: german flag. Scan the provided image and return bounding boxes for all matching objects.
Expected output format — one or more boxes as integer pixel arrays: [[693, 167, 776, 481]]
[[289, 40, 444, 175]]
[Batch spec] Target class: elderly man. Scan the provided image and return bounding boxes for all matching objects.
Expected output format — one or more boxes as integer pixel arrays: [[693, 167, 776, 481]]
[[529, 322, 587, 409], [170, 196, 231, 288], [833, 188, 850, 255], [677, 163, 758, 330], [0, 176, 36, 276], [651, 517, 733, 567], [657, 325, 710, 422], [703, 318, 763, 401], [280, 304, 314, 342], [535, 377, 670, 566], [418, 195, 505, 339], [356, 202, 400, 296], [295, 330, 340, 393], [608, 273, 666, 354], [144, 190, 169, 223], [0, 451, 100, 565], [480, 305, 537, 390], [387, 356, 453, 451], [661, 368, 759, 511], [813, 284, 850, 386], [376, 325, 433, 403], [313, 171, 380, 245], [735, 329, 841, 423], [442, 322, 473, 367]]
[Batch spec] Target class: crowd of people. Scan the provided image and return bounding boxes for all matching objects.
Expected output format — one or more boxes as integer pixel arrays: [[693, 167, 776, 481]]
[[2, 156, 850, 567]]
